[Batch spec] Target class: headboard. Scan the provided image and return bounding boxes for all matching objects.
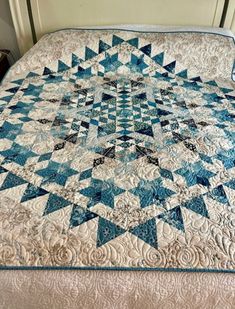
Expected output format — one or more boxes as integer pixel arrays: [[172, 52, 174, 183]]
[[224, 0, 235, 32], [9, 0, 228, 55]]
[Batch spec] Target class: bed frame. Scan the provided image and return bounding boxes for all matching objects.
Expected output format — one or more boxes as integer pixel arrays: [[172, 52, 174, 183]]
[[9, 0, 234, 55]]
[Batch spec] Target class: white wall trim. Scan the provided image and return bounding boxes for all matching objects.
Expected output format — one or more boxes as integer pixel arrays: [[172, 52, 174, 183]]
[[9, 0, 33, 55]]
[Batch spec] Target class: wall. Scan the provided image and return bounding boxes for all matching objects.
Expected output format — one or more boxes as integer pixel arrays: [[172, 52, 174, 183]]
[[0, 0, 20, 63]]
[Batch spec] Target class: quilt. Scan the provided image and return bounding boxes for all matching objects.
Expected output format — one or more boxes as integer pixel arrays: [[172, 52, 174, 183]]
[[0, 30, 234, 272]]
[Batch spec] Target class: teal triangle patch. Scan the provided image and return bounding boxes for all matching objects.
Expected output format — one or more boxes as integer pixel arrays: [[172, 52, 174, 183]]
[[130, 218, 157, 248], [164, 61, 176, 73], [158, 206, 185, 231], [72, 53, 79, 67], [112, 35, 124, 46], [140, 44, 151, 57], [85, 47, 97, 60], [0, 172, 27, 191], [0, 166, 8, 174], [43, 67, 53, 75], [206, 80, 218, 87], [6, 86, 19, 94], [127, 38, 139, 48], [99, 40, 111, 53], [26, 71, 40, 78], [152, 52, 164, 66], [211, 185, 229, 204], [136, 124, 153, 137], [220, 87, 233, 94], [182, 195, 209, 218], [224, 179, 235, 190], [12, 78, 24, 86], [1, 95, 14, 103], [176, 69, 188, 79], [58, 60, 70, 72], [97, 217, 126, 247], [157, 108, 172, 116], [70, 205, 98, 228], [43, 193, 71, 215], [21, 183, 48, 203], [191, 76, 202, 83]]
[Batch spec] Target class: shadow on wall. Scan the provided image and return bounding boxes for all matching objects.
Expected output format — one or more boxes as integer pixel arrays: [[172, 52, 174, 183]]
[[0, 0, 20, 64]]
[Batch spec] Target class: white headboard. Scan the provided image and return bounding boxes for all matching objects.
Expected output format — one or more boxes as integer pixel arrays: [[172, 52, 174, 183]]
[[9, 0, 228, 55], [224, 0, 235, 32]]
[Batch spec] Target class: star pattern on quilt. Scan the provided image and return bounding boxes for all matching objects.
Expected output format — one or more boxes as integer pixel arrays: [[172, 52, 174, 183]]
[[0, 32, 234, 251], [80, 178, 125, 209], [36, 161, 78, 186]]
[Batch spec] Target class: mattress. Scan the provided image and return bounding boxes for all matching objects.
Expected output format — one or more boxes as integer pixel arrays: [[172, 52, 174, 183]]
[[0, 26, 235, 308]]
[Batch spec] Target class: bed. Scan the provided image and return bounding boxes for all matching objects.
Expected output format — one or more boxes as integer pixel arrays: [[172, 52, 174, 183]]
[[1, 1, 235, 308]]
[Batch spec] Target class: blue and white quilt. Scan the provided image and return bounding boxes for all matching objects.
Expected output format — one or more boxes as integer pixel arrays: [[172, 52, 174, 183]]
[[0, 29, 234, 271]]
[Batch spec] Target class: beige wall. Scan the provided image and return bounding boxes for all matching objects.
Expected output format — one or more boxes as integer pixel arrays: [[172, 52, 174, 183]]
[[0, 0, 20, 63]]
